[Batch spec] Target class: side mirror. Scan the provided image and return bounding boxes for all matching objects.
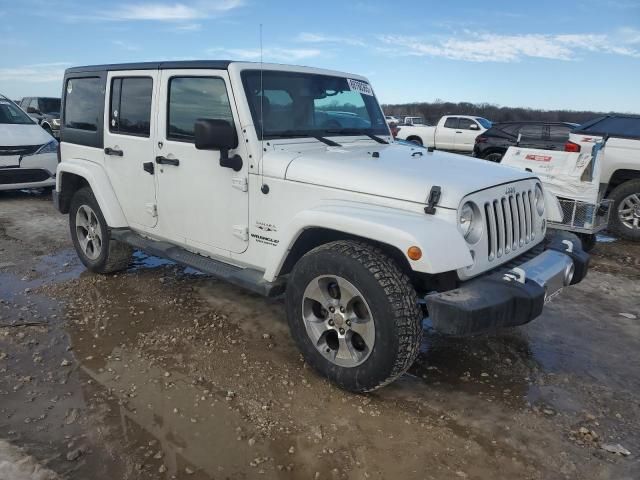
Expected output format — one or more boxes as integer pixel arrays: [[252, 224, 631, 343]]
[[469, 124, 479, 130], [194, 119, 243, 171]]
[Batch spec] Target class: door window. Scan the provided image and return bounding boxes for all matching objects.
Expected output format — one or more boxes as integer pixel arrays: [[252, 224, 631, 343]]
[[109, 77, 153, 136], [167, 77, 233, 142], [443, 117, 459, 129], [458, 118, 478, 130], [64, 77, 103, 131], [548, 125, 572, 142], [518, 124, 544, 141]]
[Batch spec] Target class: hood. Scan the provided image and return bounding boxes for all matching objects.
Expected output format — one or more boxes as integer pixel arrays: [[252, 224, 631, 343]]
[[280, 141, 534, 209], [0, 123, 53, 146]]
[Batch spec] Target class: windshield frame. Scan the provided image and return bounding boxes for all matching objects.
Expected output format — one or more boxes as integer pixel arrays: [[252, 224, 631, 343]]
[[240, 69, 389, 141], [0, 100, 35, 125]]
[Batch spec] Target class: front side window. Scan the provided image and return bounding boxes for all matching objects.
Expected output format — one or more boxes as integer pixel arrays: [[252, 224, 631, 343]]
[[168, 77, 233, 142], [110, 77, 153, 136], [0, 100, 34, 125], [242, 70, 387, 139], [64, 77, 102, 131], [458, 118, 478, 130], [444, 117, 459, 129], [38, 98, 60, 115]]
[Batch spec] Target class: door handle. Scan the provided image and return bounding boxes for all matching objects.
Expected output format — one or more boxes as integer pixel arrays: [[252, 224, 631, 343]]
[[456, 131, 463, 133], [143, 162, 154, 174], [104, 147, 123, 156], [155, 156, 179, 166]]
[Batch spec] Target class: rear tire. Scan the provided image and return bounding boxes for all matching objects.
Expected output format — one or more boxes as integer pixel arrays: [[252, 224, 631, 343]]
[[285, 240, 422, 393], [608, 179, 640, 241], [69, 187, 132, 273], [484, 152, 503, 162]]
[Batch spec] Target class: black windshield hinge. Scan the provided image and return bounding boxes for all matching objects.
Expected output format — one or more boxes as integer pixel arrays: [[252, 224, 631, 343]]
[[424, 186, 441, 215]]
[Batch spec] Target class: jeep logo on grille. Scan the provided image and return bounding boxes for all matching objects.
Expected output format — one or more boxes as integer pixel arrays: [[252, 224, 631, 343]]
[[505, 186, 516, 195]]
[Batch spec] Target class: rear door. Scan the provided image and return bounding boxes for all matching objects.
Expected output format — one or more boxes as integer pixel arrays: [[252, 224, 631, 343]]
[[103, 71, 159, 229], [438, 117, 458, 149], [455, 117, 481, 151], [517, 124, 546, 150]]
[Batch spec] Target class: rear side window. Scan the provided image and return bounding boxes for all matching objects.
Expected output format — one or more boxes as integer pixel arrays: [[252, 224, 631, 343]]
[[580, 117, 640, 138], [167, 77, 233, 142], [518, 124, 544, 140], [110, 77, 153, 136], [64, 77, 102, 131], [548, 125, 572, 142], [444, 117, 458, 128]]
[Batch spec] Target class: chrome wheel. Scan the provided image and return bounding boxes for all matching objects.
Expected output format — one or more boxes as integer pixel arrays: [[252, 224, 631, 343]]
[[618, 193, 640, 230], [302, 275, 375, 368], [75, 205, 103, 260]]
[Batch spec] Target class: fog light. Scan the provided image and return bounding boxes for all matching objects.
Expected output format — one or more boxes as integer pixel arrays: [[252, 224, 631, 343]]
[[407, 246, 422, 261], [563, 262, 575, 286]]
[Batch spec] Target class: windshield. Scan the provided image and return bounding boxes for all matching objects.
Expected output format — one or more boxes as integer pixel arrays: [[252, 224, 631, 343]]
[[0, 100, 34, 125], [475, 117, 492, 129], [38, 98, 61, 114], [241, 70, 388, 139]]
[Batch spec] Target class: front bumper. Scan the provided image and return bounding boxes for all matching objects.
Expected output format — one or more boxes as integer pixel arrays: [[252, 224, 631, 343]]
[[425, 232, 589, 335]]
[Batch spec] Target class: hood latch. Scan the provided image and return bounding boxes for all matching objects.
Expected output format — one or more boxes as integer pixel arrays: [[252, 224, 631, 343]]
[[424, 186, 441, 215]]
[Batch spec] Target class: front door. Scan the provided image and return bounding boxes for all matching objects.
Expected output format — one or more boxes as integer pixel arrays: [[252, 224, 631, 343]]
[[154, 70, 249, 255], [103, 71, 159, 229], [454, 118, 481, 151]]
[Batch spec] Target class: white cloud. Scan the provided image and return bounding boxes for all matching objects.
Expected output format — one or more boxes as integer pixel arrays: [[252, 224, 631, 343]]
[[207, 47, 322, 62], [379, 31, 640, 62], [297, 32, 365, 47], [0, 63, 70, 83], [112, 40, 140, 51]]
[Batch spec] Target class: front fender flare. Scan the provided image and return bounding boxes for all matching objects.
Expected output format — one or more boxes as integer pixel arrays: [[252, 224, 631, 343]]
[[263, 201, 473, 281], [56, 159, 128, 228]]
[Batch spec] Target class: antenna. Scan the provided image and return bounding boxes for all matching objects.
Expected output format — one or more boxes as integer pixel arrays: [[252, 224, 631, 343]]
[[259, 23, 266, 192]]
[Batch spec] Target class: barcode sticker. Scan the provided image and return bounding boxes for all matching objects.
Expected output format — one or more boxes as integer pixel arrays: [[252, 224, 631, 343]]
[[347, 78, 373, 96]]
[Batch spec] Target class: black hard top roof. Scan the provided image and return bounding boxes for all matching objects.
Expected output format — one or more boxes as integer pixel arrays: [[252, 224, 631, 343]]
[[65, 60, 233, 74]]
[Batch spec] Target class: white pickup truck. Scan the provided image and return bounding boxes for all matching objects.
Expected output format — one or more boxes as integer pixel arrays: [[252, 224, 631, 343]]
[[566, 115, 640, 241], [396, 115, 491, 153]]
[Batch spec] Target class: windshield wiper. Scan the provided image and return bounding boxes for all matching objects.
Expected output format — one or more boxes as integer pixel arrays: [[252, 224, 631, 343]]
[[265, 131, 341, 147], [324, 129, 389, 144]]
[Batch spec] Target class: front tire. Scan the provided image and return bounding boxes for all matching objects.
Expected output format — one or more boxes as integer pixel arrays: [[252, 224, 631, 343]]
[[608, 179, 640, 241], [285, 240, 422, 392], [484, 152, 504, 162], [69, 187, 132, 273]]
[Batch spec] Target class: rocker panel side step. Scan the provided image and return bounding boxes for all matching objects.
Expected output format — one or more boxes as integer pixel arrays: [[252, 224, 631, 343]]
[[111, 229, 286, 297]]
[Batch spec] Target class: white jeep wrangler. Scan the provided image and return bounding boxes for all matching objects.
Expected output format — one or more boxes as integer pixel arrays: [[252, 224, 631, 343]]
[[54, 61, 589, 392]]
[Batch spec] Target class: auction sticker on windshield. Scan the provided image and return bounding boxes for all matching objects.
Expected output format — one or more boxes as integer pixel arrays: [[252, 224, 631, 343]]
[[347, 79, 373, 96]]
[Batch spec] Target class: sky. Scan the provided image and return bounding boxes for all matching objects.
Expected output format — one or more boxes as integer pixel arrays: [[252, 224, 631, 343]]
[[0, 0, 639, 113]]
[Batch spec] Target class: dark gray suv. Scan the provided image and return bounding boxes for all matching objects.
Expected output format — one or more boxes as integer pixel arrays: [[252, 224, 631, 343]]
[[19, 97, 61, 138]]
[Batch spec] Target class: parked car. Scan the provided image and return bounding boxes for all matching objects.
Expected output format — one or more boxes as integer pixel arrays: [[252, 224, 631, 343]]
[[396, 115, 491, 153], [566, 115, 640, 241], [0, 95, 58, 191], [403, 116, 426, 126], [19, 97, 61, 138], [54, 61, 588, 392], [473, 121, 578, 162]]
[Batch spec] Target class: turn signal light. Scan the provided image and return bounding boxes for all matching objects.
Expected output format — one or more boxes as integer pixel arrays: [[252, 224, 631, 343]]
[[407, 246, 422, 261]]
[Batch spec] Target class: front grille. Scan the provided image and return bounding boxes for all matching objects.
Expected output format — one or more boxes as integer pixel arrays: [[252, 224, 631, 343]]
[[484, 188, 537, 261], [0, 145, 43, 156], [0, 168, 51, 184]]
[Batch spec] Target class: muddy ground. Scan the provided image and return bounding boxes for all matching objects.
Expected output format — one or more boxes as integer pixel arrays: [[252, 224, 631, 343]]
[[0, 190, 639, 480]]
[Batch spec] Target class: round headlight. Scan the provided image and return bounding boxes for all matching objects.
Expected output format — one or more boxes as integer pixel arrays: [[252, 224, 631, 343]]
[[459, 202, 474, 238], [534, 184, 545, 216]]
